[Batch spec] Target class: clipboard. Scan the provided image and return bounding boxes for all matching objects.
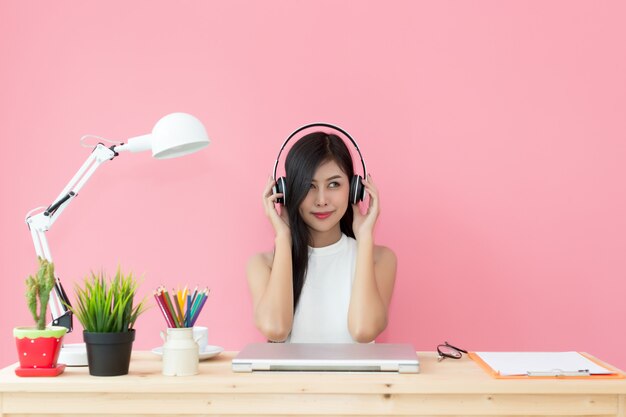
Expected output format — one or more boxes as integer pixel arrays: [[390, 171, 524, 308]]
[[469, 351, 625, 379]]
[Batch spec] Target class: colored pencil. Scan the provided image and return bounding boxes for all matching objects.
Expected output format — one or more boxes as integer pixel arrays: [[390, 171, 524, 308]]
[[189, 291, 204, 321], [154, 284, 209, 328], [163, 288, 180, 327], [172, 287, 185, 326], [190, 286, 198, 307], [183, 294, 189, 327], [157, 287, 176, 328], [154, 290, 175, 328], [190, 292, 208, 327]]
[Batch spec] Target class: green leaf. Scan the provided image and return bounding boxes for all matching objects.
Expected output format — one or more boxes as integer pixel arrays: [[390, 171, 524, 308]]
[[66, 266, 149, 333]]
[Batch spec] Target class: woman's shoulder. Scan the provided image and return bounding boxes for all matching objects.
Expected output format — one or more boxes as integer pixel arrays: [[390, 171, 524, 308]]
[[373, 244, 397, 265], [345, 235, 396, 265], [247, 250, 275, 272]]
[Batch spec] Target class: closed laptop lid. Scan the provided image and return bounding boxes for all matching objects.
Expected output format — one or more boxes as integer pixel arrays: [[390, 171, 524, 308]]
[[232, 343, 419, 373]]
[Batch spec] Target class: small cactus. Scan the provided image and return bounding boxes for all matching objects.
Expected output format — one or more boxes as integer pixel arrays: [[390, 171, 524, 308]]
[[25, 257, 56, 330]]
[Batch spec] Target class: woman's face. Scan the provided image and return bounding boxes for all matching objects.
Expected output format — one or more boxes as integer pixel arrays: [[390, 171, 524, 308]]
[[298, 159, 350, 235]]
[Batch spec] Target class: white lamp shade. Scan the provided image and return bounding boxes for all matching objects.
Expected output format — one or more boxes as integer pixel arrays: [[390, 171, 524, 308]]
[[151, 112, 210, 159], [121, 113, 210, 159]]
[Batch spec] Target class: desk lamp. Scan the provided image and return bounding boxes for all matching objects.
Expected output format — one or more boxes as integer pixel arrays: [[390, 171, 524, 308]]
[[25, 112, 210, 365]]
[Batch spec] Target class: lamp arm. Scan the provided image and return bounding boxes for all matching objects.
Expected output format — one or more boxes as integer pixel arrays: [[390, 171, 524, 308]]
[[25, 143, 119, 330]]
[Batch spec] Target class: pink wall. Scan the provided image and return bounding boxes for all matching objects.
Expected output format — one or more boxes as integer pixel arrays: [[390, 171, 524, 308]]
[[1, 1, 625, 369]]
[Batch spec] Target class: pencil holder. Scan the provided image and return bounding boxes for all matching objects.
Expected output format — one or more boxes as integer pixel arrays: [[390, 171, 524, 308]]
[[160, 327, 199, 376]]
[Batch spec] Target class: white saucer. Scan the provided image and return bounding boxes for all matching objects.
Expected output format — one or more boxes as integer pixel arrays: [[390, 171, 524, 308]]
[[151, 345, 224, 361]]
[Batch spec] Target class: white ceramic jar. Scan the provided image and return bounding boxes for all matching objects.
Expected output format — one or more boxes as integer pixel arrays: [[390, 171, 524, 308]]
[[160, 327, 199, 376]]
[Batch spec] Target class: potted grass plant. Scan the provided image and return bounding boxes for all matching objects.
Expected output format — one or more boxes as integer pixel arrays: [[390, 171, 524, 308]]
[[13, 257, 68, 376], [69, 267, 148, 376]]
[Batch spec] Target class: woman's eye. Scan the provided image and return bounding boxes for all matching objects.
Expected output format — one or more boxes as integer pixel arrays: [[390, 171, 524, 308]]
[[328, 181, 340, 188]]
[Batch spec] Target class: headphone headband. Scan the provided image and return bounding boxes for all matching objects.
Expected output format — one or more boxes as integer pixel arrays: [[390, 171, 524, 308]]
[[272, 122, 367, 181]]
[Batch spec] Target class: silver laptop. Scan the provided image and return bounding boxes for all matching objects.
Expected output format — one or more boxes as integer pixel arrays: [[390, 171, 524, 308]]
[[232, 343, 419, 373]]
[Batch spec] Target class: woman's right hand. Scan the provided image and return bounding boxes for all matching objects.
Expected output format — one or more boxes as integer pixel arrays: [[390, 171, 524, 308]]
[[263, 176, 290, 237]]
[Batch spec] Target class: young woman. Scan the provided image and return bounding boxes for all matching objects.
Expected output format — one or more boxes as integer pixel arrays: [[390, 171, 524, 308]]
[[247, 131, 397, 343]]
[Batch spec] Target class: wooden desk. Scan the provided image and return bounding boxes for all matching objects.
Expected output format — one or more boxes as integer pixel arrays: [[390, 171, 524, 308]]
[[1, 351, 625, 416]]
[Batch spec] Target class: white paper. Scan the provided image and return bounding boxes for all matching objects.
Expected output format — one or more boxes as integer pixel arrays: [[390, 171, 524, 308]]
[[474, 352, 614, 376]]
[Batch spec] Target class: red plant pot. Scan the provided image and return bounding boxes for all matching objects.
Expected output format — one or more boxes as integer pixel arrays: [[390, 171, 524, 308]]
[[14, 326, 67, 368]]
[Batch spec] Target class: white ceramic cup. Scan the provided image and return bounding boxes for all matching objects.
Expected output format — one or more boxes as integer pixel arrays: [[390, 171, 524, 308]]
[[193, 326, 208, 352]]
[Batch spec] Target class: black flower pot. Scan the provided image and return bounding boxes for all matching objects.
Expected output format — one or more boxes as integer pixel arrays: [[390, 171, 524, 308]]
[[83, 330, 135, 376]]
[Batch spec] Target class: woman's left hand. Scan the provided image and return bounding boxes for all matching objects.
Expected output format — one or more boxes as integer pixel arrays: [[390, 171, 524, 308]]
[[352, 174, 380, 241]]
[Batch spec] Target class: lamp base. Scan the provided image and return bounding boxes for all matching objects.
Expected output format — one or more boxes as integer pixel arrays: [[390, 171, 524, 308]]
[[15, 364, 66, 377], [58, 343, 88, 367]]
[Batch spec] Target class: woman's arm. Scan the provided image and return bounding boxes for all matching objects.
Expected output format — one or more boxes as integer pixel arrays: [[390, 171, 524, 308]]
[[246, 177, 294, 342], [348, 241, 397, 342], [247, 235, 294, 342], [348, 175, 397, 342]]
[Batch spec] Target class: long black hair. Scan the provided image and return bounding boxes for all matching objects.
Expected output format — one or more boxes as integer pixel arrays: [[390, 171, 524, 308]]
[[284, 132, 356, 309]]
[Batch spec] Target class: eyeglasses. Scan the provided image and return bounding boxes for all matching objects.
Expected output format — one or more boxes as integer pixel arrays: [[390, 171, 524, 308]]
[[437, 341, 468, 362]]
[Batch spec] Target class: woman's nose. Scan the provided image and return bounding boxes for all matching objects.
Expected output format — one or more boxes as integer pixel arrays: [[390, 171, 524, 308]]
[[314, 189, 327, 206]]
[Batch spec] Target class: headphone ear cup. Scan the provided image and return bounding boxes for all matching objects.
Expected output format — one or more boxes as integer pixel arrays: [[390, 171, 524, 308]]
[[275, 177, 287, 205], [350, 175, 365, 205]]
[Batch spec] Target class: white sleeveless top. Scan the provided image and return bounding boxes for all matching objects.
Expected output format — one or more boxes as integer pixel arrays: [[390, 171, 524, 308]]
[[287, 234, 357, 343]]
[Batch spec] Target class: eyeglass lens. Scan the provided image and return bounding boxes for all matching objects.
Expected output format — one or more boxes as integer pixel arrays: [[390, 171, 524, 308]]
[[438, 345, 463, 359]]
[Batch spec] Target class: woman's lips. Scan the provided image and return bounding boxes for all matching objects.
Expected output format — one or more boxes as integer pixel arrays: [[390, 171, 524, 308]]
[[313, 211, 333, 219]]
